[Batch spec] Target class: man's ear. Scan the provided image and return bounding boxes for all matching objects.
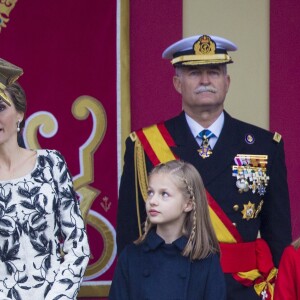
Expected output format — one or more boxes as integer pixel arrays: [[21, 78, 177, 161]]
[[173, 75, 182, 94], [225, 74, 231, 93]]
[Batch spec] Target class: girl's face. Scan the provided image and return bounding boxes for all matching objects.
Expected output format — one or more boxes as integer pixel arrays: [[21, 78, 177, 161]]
[[0, 95, 23, 146], [146, 172, 192, 233]]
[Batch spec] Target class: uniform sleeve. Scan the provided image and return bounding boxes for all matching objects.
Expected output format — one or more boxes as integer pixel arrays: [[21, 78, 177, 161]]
[[108, 249, 130, 300], [260, 139, 292, 267], [116, 137, 147, 255], [274, 246, 297, 300], [204, 254, 226, 300], [45, 151, 90, 300]]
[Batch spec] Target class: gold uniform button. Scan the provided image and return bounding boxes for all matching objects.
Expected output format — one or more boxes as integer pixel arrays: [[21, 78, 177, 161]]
[[233, 204, 239, 211]]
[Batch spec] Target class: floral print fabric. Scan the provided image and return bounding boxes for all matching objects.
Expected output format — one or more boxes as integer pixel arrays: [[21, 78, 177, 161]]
[[0, 149, 90, 300]]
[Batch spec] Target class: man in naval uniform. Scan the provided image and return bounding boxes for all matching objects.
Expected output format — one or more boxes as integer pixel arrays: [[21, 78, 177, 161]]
[[116, 34, 292, 299]]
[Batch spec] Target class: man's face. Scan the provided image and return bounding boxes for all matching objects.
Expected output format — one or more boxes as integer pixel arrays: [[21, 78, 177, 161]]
[[173, 64, 230, 113]]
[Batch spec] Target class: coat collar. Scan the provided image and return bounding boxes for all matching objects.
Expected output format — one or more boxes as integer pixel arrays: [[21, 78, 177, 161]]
[[144, 229, 188, 252]]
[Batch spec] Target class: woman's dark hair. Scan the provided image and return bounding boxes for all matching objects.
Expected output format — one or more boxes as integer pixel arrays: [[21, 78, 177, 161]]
[[6, 81, 27, 129]]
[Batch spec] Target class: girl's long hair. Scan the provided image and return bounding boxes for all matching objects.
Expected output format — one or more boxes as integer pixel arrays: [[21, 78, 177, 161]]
[[135, 160, 219, 260]]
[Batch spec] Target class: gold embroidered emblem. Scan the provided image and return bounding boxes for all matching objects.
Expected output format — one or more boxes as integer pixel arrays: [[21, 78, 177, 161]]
[[193, 35, 216, 55], [100, 196, 111, 212], [0, 0, 18, 32], [242, 201, 256, 220]]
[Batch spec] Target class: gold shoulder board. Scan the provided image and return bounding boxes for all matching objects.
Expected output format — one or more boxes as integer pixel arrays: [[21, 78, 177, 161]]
[[273, 132, 282, 143], [130, 131, 137, 142]]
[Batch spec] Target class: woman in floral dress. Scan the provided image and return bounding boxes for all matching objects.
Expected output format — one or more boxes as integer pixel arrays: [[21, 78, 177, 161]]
[[0, 58, 90, 300]]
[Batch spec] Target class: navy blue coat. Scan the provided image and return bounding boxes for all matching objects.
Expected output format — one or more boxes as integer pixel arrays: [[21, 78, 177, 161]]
[[117, 111, 292, 299], [110, 230, 226, 300]]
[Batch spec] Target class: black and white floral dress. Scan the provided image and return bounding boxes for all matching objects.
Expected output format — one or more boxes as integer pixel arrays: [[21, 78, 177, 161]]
[[0, 149, 90, 300]]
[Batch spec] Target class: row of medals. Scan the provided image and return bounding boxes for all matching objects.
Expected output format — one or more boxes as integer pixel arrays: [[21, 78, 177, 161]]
[[232, 155, 269, 220], [232, 154, 269, 196]]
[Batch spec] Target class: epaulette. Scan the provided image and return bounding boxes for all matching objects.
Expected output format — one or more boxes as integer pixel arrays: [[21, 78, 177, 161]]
[[129, 131, 137, 142], [273, 132, 282, 143]]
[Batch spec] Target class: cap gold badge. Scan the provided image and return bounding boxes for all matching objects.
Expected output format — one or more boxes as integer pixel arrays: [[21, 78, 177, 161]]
[[193, 35, 216, 55]]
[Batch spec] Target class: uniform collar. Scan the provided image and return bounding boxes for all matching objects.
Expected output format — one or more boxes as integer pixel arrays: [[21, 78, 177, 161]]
[[185, 111, 224, 138]]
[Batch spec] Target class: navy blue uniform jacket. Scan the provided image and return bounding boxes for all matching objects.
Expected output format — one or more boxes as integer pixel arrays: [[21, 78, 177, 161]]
[[117, 111, 292, 299], [110, 230, 226, 300]]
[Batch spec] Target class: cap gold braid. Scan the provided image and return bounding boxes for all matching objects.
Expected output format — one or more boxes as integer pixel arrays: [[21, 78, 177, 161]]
[[171, 54, 232, 66]]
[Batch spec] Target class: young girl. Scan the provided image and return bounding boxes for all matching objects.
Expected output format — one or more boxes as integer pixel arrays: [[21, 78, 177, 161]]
[[110, 160, 226, 300], [274, 236, 300, 299]]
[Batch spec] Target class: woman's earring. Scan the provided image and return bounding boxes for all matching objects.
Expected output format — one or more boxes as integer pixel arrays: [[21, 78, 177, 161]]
[[17, 120, 20, 132]]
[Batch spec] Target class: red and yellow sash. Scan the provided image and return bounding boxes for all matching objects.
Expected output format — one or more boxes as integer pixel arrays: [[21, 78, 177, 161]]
[[133, 123, 277, 299], [135, 123, 178, 165]]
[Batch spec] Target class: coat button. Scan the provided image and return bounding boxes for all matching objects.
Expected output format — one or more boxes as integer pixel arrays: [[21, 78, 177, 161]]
[[232, 222, 237, 227], [233, 204, 239, 211], [143, 269, 150, 277]]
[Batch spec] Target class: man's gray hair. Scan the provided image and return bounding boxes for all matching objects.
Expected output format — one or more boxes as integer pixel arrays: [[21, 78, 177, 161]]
[[175, 64, 228, 76]]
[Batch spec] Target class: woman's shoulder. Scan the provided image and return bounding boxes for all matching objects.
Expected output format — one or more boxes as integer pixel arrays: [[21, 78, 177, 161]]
[[36, 149, 62, 156], [34, 150, 69, 173], [36, 149, 66, 161]]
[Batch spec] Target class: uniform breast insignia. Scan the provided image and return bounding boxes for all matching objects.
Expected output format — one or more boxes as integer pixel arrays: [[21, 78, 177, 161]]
[[241, 200, 264, 220], [241, 201, 255, 220], [232, 154, 269, 195], [245, 134, 255, 144]]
